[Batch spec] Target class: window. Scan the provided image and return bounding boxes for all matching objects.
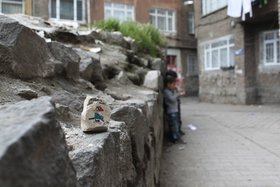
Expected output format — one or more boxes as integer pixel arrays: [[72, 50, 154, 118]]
[[187, 55, 198, 75], [202, 0, 227, 15], [0, 0, 23, 14], [204, 36, 234, 70], [262, 30, 280, 65], [188, 12, 195, 34], [150, 8, 176, 33], [50, 0, 85, 22], [104, 2, 134, 22]]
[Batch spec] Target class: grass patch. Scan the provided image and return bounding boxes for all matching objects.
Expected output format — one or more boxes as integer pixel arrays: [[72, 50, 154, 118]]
[[94, 19, 120, 32], [94, 19, 166, 56]]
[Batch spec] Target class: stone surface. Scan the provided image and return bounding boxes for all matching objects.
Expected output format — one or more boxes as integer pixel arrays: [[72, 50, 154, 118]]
[[90, 30, 130, 49], [143, 70, 161, 91], [62, 126, 122, 187], [151, 58, 166, 74], [0, 15, 56, 79], [111, 105, 150, 186], [51, 91, 84, 113], [0, 96, 77, 187], [75, 48, 106, 90], [114, 71, 133, 85], [17, 88, 38, 100], [48, 41, 80, 80], [0, 14, 165, 187]]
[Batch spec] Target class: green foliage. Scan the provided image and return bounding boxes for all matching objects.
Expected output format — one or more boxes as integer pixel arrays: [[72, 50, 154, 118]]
[[94, 19, 120, 32], [94, 19, 166, 57]]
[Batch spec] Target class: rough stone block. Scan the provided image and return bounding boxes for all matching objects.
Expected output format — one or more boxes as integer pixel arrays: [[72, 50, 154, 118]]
[[143, 70, 162, 91], [0, 15, 56, 79], [48, 41, 80, 80], [0, 96, 77, 187]]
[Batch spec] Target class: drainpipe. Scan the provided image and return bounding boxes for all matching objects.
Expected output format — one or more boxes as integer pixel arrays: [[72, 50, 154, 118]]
[[87, 0, 91, 29], [279, 0, 280, 30]]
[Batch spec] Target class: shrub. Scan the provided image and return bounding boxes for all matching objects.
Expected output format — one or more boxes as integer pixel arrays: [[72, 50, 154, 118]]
[[94, 19, 165, 57], [94, 19, 120, 32]]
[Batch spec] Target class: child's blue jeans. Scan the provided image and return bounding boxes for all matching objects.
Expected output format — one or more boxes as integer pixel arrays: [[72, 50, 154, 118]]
[[167, 112, 180, 142]]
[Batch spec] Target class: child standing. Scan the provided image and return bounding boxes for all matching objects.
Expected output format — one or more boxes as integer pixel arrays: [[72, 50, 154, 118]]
[[165, 70, 185, 135], [163, 76, 186, 144]]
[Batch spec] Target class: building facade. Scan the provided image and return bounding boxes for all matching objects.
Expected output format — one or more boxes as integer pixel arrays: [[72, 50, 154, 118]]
[[0, 0, 198, 95], [194, 0, 279, 104]]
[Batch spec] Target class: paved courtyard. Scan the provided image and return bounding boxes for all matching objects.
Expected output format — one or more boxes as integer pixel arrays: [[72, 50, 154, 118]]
[[160, 97, 280, 187]]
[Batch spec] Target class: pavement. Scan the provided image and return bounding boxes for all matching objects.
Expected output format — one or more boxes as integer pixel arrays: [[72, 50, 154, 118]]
[[160, 97, 280, 187]]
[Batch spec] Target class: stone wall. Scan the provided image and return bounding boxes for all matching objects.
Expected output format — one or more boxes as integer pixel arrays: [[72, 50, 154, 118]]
[[0, 15, 164, 187]]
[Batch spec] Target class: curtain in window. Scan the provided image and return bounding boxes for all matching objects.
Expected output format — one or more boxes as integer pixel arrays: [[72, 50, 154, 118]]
[[60, 0, 74, 20], [158, 16, 166, 31], [220, 48, 228, 67], [265, 43, 274, 63], [51, 0, 56, 18], [1, 0, 23, 14], [77, 0, 83, 21], [212, 50, 219, 68]]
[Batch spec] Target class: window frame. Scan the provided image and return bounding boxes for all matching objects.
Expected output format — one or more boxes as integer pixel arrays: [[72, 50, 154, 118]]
[[49, 0, 86, 23], [203, 36, 235, 71], [187, 54, 198, 76], [262, 30, 280, 66], [0, 0, 24, 14], [188, 11, 195, 34], [202, 0, 227, 16], [104, 2, 135, 22], [149, 8, 176, 33]]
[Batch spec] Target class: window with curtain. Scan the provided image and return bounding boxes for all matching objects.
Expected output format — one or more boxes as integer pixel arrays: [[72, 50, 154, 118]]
[[204, 36, 235, 70], [150, 8, 176, 33], [187, 55, 198, 75], [104, 2, 134, 22], [0, 0, 23, 14], [262, 30, 280, 65], [202, 0, 227, 15], [50, 0, 85, 22], [188, 12, 195, 34]]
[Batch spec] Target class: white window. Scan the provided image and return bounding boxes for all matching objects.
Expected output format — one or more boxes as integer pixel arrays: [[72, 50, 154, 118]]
[[50, 0, 85, 22], [0, 0, 23, 14], [262, 30, 280, 65], [104, 2, 134, 22], [202, 0, 227, 15], [188, 12, 195, 34], [204, 36, 235, 70], [187, 55, 198, 75], [150, 8, 176, 33]]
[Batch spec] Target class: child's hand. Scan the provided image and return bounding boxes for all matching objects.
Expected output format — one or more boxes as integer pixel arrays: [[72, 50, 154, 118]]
[[178, 91, 185, 96]]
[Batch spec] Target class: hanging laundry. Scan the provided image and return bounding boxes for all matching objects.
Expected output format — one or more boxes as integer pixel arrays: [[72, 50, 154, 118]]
[[242, 0, 253, 20], [227, 0, 242, 17], [227, 0, 254, 21]]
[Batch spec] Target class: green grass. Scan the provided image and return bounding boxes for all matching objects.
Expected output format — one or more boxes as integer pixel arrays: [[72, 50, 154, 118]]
[[94, 19, 120, 32], [94, 19, 166, 56]]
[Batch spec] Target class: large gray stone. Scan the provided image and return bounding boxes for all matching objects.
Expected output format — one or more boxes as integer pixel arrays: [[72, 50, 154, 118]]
[[0, 96, 77, 187], [0, 15, 56, 79], [108, 120, 136, 186], [74, 49, 106, 90], [151, 58, 166, 74], [62, 126, 122, 187], [90, 30, 130, 49], [111, 105, 150, 186], [143, 70, 162, 91], [51, 91, 83, 113], [48, 41, 80, 80]]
